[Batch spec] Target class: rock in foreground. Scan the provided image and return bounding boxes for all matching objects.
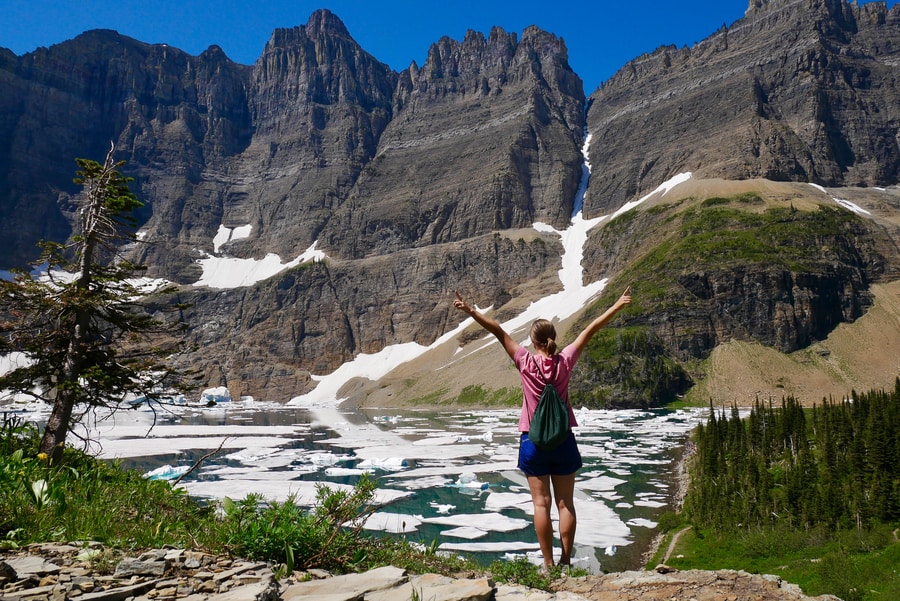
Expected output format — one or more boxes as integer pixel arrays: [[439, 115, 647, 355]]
[[0, 543, 842, 600]]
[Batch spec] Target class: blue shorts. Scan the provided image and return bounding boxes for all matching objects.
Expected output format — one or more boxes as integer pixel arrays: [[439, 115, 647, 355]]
[[518, 431, 583, 477]]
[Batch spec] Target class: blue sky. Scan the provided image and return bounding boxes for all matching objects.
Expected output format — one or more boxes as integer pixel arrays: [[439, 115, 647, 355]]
[[2, 1, 897, 93]]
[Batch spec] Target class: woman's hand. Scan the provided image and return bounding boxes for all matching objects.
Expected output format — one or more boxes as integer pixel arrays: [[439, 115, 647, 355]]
[[571, 286, 633, 354], [454, 290, 519, 359], [616, 286, 632, 309], [453, 291, 473, 315]]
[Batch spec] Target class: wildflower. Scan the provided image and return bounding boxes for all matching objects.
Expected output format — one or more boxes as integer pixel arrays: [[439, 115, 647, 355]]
[[37, 452, 49, 461]]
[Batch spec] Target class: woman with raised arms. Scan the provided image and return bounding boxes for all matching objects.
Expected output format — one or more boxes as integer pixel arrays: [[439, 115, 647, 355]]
[[453, 287, 632, 569]]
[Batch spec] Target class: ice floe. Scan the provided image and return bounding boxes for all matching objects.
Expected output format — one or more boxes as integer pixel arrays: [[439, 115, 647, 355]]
[[30, 391, 705, 569], [144, 464, 189, 481], [362, 512, 423, 534], [423, 512, 529, 533]]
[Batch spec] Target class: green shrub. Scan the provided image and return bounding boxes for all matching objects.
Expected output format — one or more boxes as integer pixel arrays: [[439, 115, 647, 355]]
[[489, 557, 552, 589], [488, 556, 588, 591], [0, 420, 480, 575], [656, 510, 685, 533], [217, 476, 379, 571]]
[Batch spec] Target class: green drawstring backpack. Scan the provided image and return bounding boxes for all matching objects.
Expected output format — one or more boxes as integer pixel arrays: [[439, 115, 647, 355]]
[[528, 357, 570, 451]]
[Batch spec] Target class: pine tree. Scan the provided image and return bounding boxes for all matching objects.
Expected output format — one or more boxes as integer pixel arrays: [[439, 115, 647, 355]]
[[684, 386, 900, 533], [0, 144, 191, 464]]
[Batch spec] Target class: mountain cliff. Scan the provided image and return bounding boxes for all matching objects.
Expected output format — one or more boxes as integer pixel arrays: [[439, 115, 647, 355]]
[[0, 8, 582, 400], [1, 1, 899, 405], [583, 0, 900, 212]]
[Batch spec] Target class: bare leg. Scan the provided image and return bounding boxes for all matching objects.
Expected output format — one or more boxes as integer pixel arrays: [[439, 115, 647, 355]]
[[527, 474, 555, 567], [551, 472, 577, 565]]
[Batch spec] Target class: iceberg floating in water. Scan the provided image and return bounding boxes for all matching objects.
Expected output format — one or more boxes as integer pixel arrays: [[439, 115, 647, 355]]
[[361, 512, 423, 533], [454, 472, 489, 491], [430, 502, 456, 514], [200, 386, 231, 405], [440, 526, 489, 540], [144, 464, 189, 481], [308, 453, 342, 466], [325, 467, 371, 476], [357, 457, 408, 471]]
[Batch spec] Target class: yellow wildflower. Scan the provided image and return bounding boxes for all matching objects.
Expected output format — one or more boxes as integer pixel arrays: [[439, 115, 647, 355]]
[[37, 452, 49, 461]]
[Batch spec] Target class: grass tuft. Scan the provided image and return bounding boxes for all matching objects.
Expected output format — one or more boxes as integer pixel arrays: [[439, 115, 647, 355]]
[[0, 416, 475, 576]]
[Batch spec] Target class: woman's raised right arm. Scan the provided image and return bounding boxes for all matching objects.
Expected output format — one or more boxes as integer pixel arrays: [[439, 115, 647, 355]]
[[570, 286, 632, 355]]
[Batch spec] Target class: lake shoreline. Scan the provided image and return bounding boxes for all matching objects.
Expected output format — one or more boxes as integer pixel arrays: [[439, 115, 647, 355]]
[[640, 440, 693, 568]]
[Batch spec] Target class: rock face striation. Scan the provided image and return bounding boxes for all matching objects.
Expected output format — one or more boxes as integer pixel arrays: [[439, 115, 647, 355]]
[[0, 10, 582, 271], [584, 0, 900, 213], [582, 186, 900, 357], [1, 1, 898, 403], [0, 9, 580, 398]]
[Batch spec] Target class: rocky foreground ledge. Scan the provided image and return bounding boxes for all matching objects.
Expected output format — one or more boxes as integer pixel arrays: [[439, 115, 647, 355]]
[[1, 542, 841, 601]]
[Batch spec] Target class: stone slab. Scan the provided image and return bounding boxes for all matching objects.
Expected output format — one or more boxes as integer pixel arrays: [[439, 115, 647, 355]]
[[77, 579, 160, 601], [281, 565, 407, 600], [0, 583, 59, 599], [4, 556, 62, 576], [368, 572, 495, 601], [206, 578, 280, 601]]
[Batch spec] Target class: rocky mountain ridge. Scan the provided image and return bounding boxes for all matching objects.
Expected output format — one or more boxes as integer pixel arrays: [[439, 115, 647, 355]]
[[571, 179, 900, 407], [1, 0, 899, 404], [583, 0, 900, 211]]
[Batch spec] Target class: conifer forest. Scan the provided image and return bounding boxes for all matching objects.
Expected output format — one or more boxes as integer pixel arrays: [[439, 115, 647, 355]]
[[684, 380, 900, 532]]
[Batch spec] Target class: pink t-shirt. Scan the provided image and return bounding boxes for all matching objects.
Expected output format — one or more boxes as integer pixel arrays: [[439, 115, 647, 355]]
[[514, 344, 580, 432]]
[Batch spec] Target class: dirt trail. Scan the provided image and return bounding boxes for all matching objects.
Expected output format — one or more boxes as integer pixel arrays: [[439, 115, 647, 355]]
[[661, 526, 692, 565]]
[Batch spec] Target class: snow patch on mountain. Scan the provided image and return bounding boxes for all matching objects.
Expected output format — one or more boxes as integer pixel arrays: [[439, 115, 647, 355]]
[[193, 241, 326, 289]]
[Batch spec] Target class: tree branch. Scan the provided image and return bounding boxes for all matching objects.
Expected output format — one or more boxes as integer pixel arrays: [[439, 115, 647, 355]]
[[173, 437, 231, 487]]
